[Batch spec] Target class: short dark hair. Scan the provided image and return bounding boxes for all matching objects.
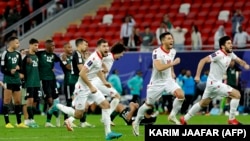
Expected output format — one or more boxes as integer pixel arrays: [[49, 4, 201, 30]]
[[29, 38, 39, 44], [45, 39, 53, 45], [7, 36, 18, 43], [219, 36, 231, 49], [97, 38, 108, 47], [75, 38, 87, 47], [110, 42, 126, 54], [159, 32, 172, 43]]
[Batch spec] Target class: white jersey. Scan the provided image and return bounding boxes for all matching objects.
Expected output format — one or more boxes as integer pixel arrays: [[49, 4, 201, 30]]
[[149, 47, 176, 83], [208, 50, 237, 81], [102, 52, 114, 76], [77, 51, 103, 85]]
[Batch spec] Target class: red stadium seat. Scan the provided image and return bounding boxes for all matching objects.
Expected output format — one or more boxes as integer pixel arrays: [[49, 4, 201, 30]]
[[52, 32, 63, 42], [97, 7, 108, 17], [66, 24, 78, 33], [81, 15, 93, 25]]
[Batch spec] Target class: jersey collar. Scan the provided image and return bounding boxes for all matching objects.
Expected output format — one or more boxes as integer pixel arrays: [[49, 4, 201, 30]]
[[160, 46, 170, 54], [96, 51, 103, 59], [220, 49, 228, 56]]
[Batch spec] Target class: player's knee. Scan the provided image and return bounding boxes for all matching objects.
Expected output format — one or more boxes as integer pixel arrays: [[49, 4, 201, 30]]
[[229, 89, 241, 99], [74, 111, 84, 119], [99, 100, 110, 109]]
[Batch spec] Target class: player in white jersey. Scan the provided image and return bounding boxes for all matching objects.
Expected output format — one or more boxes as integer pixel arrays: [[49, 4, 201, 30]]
[[180, 36, 250, 125], [56, 39, 122, 140], [132, 32, 185, 136], [93, 43, 126, 125]]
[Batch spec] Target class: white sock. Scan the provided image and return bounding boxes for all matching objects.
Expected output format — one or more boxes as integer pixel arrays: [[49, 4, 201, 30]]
[[110, 98, 119, 115], [229, 99, 239, 120], [184, 102, 202, 121], [169, 98, 184, 117], [56, 104, 75, 117], [134, 103, 151, 125], [102, 109, 111, 136], [68, 116, 75, 123]]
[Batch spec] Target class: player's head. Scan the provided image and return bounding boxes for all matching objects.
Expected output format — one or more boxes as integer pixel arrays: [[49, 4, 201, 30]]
[[63, 42, 73, 54], [219, 36, 232, 53], [45, 39, 55, 53], [110, 42, 126, 60], [29, 38, 39, 52], [159, 32, 174, 49], [7, 36, 19, 50], [75, 38, 88, 52], [97, 38, 109, 57]]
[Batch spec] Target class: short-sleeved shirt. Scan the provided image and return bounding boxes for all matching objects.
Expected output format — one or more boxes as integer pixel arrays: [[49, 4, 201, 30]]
[[1, 50, 22, 84], [69, 50, 84, 84], [23, 54, 40, 87], [102, 52, 114, 77], [36, 50, 60, 80], [77, 51, 103, 85], [60, 53, 72, 85], [208, 50, 237, 81], [149, 47, 176, 83]]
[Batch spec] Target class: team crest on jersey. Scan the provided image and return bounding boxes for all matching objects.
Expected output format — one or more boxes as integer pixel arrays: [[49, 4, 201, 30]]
[[211, 53, 217, 57], [87, 60, 93, 66]]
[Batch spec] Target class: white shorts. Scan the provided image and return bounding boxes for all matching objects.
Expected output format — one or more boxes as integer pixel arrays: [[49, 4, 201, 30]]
[[202, 80, 233, 99], [92, 78, 118, 97], [146, 79, 181, 105], [72, 82, 106, 110]]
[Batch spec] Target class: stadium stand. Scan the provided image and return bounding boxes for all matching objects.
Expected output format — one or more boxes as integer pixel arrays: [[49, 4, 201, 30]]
[[45, 0, 250, 50]]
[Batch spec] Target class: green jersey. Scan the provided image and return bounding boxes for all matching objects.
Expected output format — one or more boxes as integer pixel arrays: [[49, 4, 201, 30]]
[[23, 54, 40, 87], [60, 53, 72, 85], [36, 50, 61, 80], [69, 50, 84, 85], [1, 50, 22, 84]]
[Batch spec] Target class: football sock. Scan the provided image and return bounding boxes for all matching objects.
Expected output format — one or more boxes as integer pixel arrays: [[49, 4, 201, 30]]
[[184, 102, 202, 121], [229, 99, 239, 120]]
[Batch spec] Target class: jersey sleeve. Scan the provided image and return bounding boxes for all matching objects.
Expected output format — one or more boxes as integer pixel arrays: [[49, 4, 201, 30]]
[[73, 51, 84, 65], [84, 56, 95, 70], [0, 51, 12, 75], [231, 52, 238, 60], [22, 55, 28, 79], [17, 52, 23, 73], [54, 53, 61, 62], [152, 50, 159, 61], [209, 51, 221, 62]]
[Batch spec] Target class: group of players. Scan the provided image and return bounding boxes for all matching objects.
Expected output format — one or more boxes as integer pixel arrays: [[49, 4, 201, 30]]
[[1, 31, 250, 140], [0, 36, 157, 140]]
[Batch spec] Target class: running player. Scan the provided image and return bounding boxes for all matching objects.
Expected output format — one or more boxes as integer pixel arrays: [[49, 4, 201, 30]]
[[180, 36, 250, 125], [56, 38, 122, 140], [132, 32, 185, 136]]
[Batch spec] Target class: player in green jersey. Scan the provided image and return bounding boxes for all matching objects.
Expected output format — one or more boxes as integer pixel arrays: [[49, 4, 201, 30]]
[[1, 36, 28, 128]]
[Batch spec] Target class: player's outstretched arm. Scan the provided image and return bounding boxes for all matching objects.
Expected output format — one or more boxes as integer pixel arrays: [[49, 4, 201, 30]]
[[235, 58, 250, 70], [195, 56, 211, 82]]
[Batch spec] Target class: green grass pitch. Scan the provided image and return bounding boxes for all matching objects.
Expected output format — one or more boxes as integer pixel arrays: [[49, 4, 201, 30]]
[[1, 114, 250, 141]]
